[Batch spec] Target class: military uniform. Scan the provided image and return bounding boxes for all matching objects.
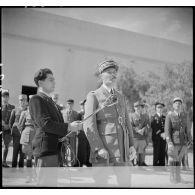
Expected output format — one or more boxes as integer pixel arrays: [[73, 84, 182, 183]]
[[19, 108, 36, 167], [9, 107, 27, 167], [2, 103, 15, 166], [84, 86, 134, 166], [165, 97, 191, 183], [62, 107, 79, 166], [151, 113, 166, 166], [129, 103, 150, 166]]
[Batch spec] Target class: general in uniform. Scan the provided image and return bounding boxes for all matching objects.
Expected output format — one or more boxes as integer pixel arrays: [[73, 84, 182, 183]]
[[84, 60, 136, 166], [2, 91, 15, 167], [165, 97, 192, 183], [129, 101, 150, 166], [151, 102, 166, 166]]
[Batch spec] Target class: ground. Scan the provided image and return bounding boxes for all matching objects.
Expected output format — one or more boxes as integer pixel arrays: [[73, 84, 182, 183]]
[[2, 143, 194, 188]]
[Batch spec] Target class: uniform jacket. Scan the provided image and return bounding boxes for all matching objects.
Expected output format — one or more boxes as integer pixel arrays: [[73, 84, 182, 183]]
[[165, 111, 190, 146], [29, 92, 68, 157], [151, 114, 166, 143], [83, 85, 134, 164], [9, 107, 26, 137], [62, 109, 79, 123], [129, 112, 150, 140], [2, 104, 15, 133]]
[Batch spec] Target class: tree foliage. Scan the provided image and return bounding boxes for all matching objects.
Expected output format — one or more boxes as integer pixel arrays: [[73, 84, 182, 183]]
[[116, 61, 193, 115]]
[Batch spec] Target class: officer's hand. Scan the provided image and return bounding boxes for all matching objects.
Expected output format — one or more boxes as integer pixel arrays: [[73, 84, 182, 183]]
[[69, 121, 83, 132], [98, 148, 109, 159], [129, 146, 136, 161], [160, 132, 165, 140]]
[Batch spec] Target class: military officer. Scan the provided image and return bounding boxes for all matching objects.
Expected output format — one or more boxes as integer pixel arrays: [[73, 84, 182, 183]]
[[83, 60, 136, 166], [151, 102, 166, 166], [2, 91, 15, 167], [129, 101, 150, 166], [62, 99, 79, 166], [165, 97, 192, 183], [9, 94, 28, 168]]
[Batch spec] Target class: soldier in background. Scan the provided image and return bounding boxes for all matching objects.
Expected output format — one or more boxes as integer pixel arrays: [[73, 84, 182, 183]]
[[9, 94, 28, 168], [62, 99, 79, 166], [151, 102, 166, 166], [130, 101, 150, 166], [19, 95, 36, 182], [2, 91, 15, 167], [165, 97, 192, 183]]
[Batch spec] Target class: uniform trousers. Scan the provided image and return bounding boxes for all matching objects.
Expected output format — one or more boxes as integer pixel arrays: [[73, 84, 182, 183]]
[[2, 131, 12, 162]]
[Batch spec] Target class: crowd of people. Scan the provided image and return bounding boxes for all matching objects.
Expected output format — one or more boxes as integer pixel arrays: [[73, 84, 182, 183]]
[[1, 60, 193, 184]]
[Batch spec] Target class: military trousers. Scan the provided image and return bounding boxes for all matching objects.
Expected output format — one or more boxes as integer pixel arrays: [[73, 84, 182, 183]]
[[12, 136, 25, 167]]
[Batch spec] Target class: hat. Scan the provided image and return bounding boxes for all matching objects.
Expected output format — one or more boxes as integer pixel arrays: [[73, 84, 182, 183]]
[[173, 97, 183, 104], [2, 91, 9, 97], [155, 101, 165, 107], [134, 101, 145, 107], [98, 60, 119, 74], [19, 94, 27, 100], [79, 99, 86, 105], [67, 99, 74, 104]]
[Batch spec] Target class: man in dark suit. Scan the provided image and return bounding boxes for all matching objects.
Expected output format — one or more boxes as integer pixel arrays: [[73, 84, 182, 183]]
[[29, 68, 82, 168], [151, 102, 166, 166]]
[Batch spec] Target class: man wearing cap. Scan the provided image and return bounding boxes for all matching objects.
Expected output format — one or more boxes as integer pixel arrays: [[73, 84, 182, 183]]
[[2, 91, 15, 167], [165, 97, 192, 183], [84, 60, 136, 166], [75, 100, 92, 167], [9, 94, 28, 167], [61, 99, 79, 166], [151, 102, 166, 166], [129, 101, 150, 166]]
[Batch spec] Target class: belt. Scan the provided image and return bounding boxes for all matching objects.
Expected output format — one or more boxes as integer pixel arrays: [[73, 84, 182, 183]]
[[97, 117, 117, 124]]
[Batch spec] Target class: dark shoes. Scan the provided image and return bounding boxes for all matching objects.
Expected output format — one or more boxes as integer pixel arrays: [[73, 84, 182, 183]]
[[141, 162, 148, 166], [2, 162, 10, 168]]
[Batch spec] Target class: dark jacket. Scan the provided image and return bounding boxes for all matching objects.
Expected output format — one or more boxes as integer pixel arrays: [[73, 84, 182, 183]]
[[29, 92, 68, 157], [151, 114, 166, 143]]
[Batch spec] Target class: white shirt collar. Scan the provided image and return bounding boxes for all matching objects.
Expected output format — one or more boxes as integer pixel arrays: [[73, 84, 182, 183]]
[[174, 110, 180, 116], [156, 112, 162, 117], [102, 83, 113, 93], [38, 89, 51, 98]]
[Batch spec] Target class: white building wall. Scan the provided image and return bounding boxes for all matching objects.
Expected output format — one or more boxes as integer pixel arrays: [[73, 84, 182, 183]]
[[2, 8, 192, 109]]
